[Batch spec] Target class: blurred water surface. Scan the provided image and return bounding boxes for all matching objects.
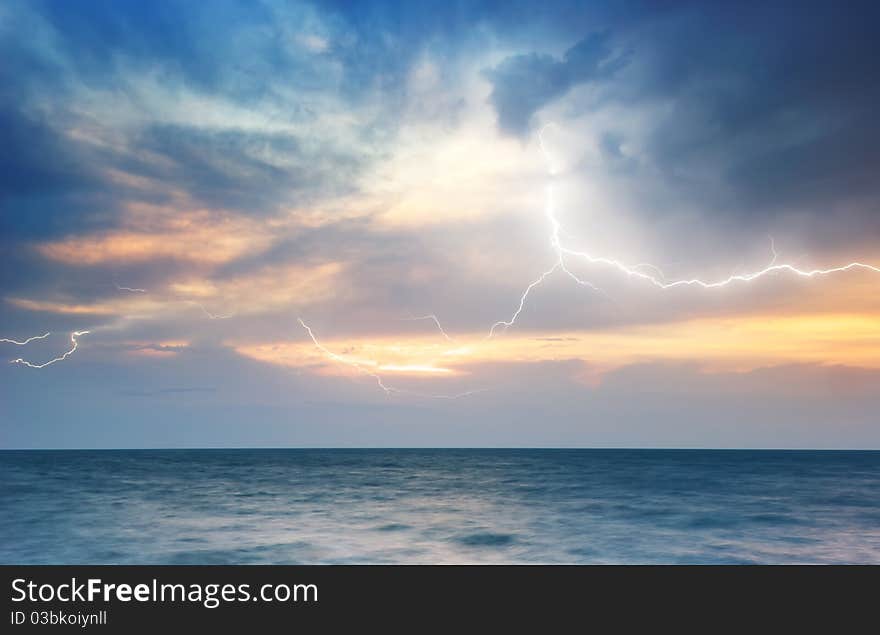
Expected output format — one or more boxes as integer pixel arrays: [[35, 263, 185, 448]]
[[1, 449, 878, 563]]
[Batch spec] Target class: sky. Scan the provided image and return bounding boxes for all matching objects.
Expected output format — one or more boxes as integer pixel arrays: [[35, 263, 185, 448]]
[[2, 0, 880, 448]]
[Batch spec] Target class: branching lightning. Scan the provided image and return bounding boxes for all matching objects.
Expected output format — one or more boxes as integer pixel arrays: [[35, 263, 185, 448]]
[[555, 245, 880, 291], [487, 124, 880, 336], [6, 283, 233, 372], [8, 121, 880, 402], [9, 331, 89, 368], [300, 123, 880, 392]]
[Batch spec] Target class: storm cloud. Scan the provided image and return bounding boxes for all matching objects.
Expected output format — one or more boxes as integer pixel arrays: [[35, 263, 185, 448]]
[[2, 0, 879, 448]]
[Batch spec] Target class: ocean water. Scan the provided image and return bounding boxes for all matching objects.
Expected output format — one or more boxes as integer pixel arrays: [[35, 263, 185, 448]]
[[1, 449, 878, 564]]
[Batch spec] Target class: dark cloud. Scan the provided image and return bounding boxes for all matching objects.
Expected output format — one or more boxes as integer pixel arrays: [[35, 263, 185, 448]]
[[485, 32, 622, 135], [0, 94, 111, 241], [0, 107, 81, 201], [131, 125, 361, 213], [600, 1, 880, 215]]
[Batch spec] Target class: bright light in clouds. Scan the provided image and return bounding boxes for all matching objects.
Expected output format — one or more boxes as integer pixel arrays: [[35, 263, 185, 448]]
[[295, 318, 484, 399], [7, 120, 880, 389], [240, 312, 880, 378], [365, 109, 543, 228], [290, 122, 880, 394], [486, 124, 880, 338], [5, 0, 880, 454], [4, 30, 880, 403]]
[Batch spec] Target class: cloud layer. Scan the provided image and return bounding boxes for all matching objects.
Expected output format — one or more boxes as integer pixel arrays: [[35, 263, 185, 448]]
[[2, 0, 880, 447]]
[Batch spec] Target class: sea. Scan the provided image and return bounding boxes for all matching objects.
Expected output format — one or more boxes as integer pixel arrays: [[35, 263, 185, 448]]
[[1, 449, 878, 564]]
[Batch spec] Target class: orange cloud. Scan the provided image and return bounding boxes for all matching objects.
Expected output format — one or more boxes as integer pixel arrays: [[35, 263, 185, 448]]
[[7, 260, 344, 320], [232, 312, 880, 380], [233, 337, 468, 379], [6, 293, 177, 318], [124, 340, 190, 358], [169, 260, 346, 316], [36, 203, 277, 266], [6, 298, 120, 315]]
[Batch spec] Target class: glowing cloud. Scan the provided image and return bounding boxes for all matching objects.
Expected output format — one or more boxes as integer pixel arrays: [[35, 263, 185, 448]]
[[37, 204, 277, 266], [488, 125, 880, 336], [267, 319, 486, 399]]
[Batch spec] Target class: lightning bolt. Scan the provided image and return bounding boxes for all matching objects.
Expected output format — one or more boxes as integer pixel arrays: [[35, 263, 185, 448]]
[[401, 314, 456, 342], [188, 302, 234, 320], [114, 282, 238, 319], [488, 124, 880, 336], [115, 280, 238, 319], [488, 263, 562, 337], [297, 318, 485, 399], [0, 332, 51, 346], [8, 123, 879, 399], [556, 243, 880, 292], [303, 123, 880, 390], [298, 317, 394, 394], [6, 286, 232, 373], [115, 283, 146, 293], [9, 330, 89, 368]]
